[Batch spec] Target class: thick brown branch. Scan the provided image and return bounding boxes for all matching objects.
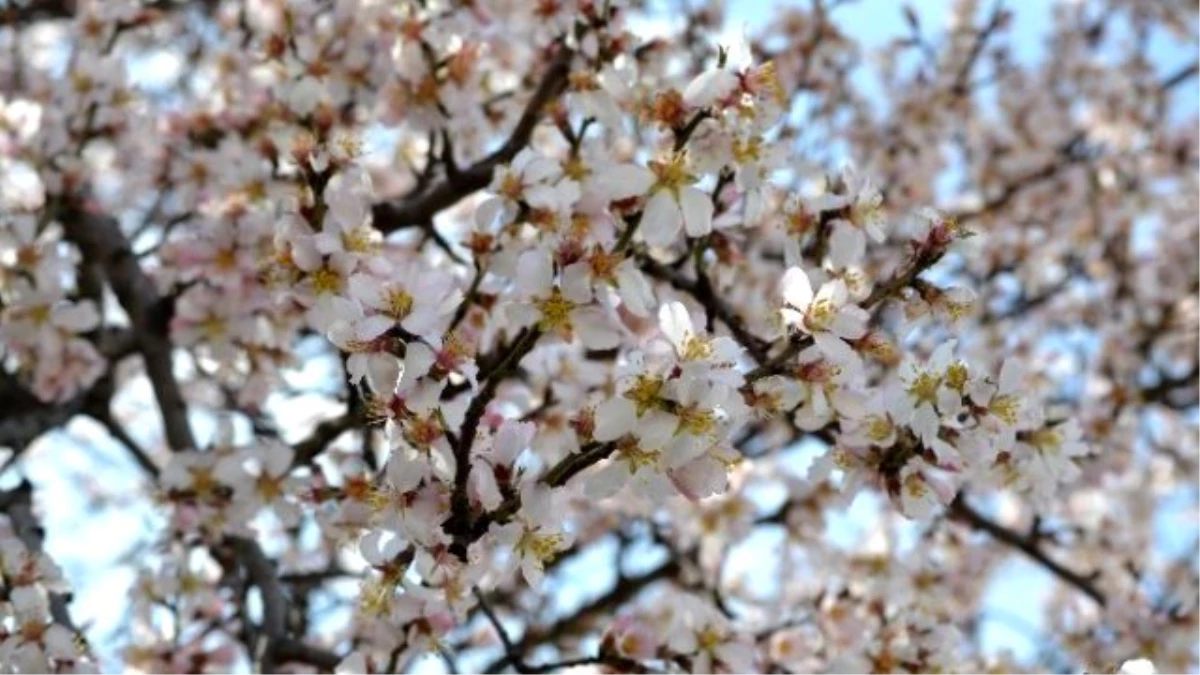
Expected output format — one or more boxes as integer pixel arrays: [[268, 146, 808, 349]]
[[228, 537, 288, 671], [291, 411, 358, 469], [228, 537, 343, 673], [472, 440, 618, 540], [273, 638, 342, 672], [446, 328, 543, 557], [60, 207, 196, 452], [372, 44, 573, 235], [0, 371, 90, 451]]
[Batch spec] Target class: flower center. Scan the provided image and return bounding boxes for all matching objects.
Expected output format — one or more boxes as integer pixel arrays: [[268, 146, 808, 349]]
[[866, 416, 893, 443], [498, 172, 524, 201], [676, 406, 716, 436], [534, 287, 575, 331], [944, 362, 970, 392], [907, 372, 941, 405], [588, 249, 620, 282], [805, 299, 836, 332], [516, 529, 565, 563], [696, 626, 723, 652], [341, 225, 379, 252], [649, 153, 694, 196], [25, 304, 51, 326], [309, 266, 344, 295], [1028, 427, 1062, 452], [623, 375, 664, 415], [681, 335, 713, 361], [214, 248, 238, 270], [732, 136, 762, 164], [902, 472, 928, 500], [387, 288, 414, 319], [200, 316, 227, 339], [989, 394, 1020, 425], [620, 445, 661, 472], [256, 474, 283, 501]]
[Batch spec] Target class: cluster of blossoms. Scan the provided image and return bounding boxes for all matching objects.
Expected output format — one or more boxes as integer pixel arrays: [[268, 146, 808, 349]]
[[0, 217, 105, 404], [0, 0, 1195, 673], [0, 499, 93, 673]]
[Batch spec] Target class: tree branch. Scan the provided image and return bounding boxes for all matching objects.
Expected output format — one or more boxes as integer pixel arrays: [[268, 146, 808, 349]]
[[447, 328, 542, 557], [60, 207, 196, 452], [948, 495, 1106, 607], [372, 44, 573, 235], [481, 558, 680, 673], [0, 482, 83, 636]]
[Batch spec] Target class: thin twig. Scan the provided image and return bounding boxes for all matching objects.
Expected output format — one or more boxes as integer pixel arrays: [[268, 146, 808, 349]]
[[948, 495, 1106, 606]]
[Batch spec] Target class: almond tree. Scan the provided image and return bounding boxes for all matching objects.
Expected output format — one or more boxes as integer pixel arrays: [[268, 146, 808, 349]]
[[0, 0, 1195, 672]]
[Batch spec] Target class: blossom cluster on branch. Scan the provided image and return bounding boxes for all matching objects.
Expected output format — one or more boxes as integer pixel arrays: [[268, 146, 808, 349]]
[[0, 0, 1195, 673]]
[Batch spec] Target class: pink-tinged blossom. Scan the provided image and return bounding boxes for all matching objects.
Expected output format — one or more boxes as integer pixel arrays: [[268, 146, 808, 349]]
[[471, 419, 535, 510], [778, 266, 869, 364], [509, 248, 621, 349], [490, 483, 574, 586]]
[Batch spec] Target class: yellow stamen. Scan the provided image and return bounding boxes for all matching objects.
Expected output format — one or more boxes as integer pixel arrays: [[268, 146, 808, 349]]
[[624, 375, 664, 415], [534, 287, 575, 332]]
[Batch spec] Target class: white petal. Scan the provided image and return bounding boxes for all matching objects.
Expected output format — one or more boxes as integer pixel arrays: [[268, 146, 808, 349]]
[[475, 196, 506, 229], [291, 237, 323, 271], [779, 267, 813, 310], [585, 461, 628, 499], [493, 420, 532, 461], [336, 652, 369, 675], [525, 183, 564, 210], [474, 467, 504, 511], [521, 556, 545, 587], [561, 262, 594, 304], [386, 453, 426, 493], [830, 307, 868, 340], [573, 307, 621, 350], [348, 274, 385, 307], [616, 264, 654, 317], [815, 278, 849, 306], [682, 69, 738, 108], [641, 191, 682, 248], [669, 456, 727, 501], [261, 439, 294, 476], [998, 359, 1023, 392], [813, 331, 856, 364], [594, 397, 637, 442], [44, 625, 77, 660], [52, 302, 100, 332], [929, 340, 958, 370], [679, 187, 713, 237], [601, 165, 655, 200], [367, 354, 402, 392], [885, 382, 914, 421], [521, 156, 561, 184], [636, 409, 678, 449], [515, 249, 553, 298], [657, 301, 692, 351], [828, 222, 864, 267], [357, 314, 395, 340], [399, 342, 436, 390]]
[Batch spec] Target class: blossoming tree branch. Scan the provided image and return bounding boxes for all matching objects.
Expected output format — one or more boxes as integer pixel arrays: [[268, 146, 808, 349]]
[[0, 0, 1195, 672]]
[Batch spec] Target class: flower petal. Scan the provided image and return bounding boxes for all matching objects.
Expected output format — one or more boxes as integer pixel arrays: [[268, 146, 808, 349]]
[[641, 191, 682, 248], [679, 187, 713, 238]]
